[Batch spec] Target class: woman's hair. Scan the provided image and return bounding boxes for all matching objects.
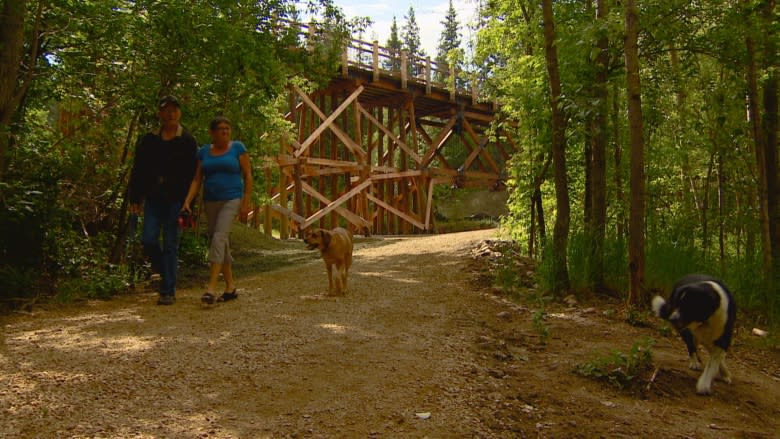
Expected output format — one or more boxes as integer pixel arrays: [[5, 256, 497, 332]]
[[209, 115, 231, 131]]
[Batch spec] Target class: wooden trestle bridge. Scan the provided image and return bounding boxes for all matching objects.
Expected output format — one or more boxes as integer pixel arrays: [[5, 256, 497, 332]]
[[262, 21, 515, 238]]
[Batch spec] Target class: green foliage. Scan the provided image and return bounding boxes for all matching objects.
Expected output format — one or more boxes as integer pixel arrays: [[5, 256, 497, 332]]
[[179, 231, 209, 267], [625, 307, 651, 328], [575, 338, 656, 391], [532, 308, 550, 344], [536, 233, 626, 295], [384, 16, 403, 70], [476, 0, 780, 323], [0, 0, 357, 312], [57, 264, 128, 301], [0, 147, 70, 304], [494, 254, 521, 294], [437, 0, 462, 62], [436, 0, 462, 85], [402, 5, 424, 60]]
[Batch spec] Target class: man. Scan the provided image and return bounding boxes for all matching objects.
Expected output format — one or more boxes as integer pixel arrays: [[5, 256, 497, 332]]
[[127, 95, 197, 305]]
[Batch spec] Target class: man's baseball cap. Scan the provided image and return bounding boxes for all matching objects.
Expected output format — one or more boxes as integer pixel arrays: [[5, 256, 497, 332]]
[[158, 95, 180, 109]]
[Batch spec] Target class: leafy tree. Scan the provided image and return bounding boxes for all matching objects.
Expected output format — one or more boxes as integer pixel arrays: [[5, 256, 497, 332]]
[[624, 0, 645, 306], [476, 0, 779, 319], [541, 0, 570, 293], [0, 0, 353, 309]]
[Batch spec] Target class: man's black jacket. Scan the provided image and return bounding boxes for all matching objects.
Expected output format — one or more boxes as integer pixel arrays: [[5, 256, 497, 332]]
[[128, 126, 197, 204]]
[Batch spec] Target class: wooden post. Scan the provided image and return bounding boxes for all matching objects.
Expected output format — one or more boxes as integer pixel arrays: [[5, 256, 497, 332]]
[[264, 167, 272, 238], [401, 49, 408, 89], [449, 63, 456, 102], [294, 160, 304, 239], [400, 104, 409, 234], [342, 45, 349, 78], [377, 107, 386, 234], [372, 41, 379, 82], [330, 90, 340, 229], [279, 170, 289, 239], [425, 56, 432, 94]]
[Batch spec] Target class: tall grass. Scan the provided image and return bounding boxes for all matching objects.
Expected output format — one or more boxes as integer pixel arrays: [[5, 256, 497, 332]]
[[538, 233, 627, 294], [536, 233, 778, 323]]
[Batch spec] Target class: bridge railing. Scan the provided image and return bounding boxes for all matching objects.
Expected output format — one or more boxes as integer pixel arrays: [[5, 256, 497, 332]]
[[277, 18, 480, 102]]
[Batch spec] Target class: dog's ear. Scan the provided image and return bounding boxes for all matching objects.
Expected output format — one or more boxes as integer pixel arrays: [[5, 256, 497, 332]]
[[652, 296, 669, 319], [321, 230, 332, 248]]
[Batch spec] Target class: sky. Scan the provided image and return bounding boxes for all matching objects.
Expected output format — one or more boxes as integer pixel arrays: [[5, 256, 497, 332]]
[[326, 0, 481, 57]]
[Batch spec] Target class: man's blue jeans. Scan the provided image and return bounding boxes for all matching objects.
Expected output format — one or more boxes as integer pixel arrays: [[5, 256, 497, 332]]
[[141, 198, 182, 296]]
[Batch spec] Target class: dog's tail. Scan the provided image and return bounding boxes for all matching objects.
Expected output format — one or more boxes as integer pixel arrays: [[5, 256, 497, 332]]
[[652, 295, 670, 319]]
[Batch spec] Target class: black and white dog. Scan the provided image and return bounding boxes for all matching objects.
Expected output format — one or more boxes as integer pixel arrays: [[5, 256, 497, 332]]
[[652, 274, 737, 395]]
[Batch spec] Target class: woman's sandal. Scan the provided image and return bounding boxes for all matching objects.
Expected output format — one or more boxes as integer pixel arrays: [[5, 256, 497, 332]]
[[218, 290, 238, 302], [201, 292, 216, 305]]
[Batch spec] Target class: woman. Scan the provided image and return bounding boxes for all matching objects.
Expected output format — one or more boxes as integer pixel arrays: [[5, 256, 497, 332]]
[[182, 116, 253, 304]]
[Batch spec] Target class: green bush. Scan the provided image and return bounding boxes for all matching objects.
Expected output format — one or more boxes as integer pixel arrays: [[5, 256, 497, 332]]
[[178, 230, 209, 267], [57, 264, 128, 301]]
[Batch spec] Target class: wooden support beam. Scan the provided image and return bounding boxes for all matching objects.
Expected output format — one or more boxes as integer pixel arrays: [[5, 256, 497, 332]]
[[358, 104, 421, 164], [424, 177, 449, 230], [367, 193, 425, 230], [300, 181, 370, 228], [462, 111, 494, 124], [420, 116, 457, 168], [293, 162, 304, 235], [462, 117, 500, 173], [294, 85, 367, 162], [294, 85, 365, 158], [371, 170, 424, 180], [303, 179, 372, 229], [271, 203, 306, 225], [462, 136, 489, 172]]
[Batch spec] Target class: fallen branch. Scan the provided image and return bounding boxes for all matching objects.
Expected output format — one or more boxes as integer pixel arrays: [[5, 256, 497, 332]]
[[645, 366, 660, 392]]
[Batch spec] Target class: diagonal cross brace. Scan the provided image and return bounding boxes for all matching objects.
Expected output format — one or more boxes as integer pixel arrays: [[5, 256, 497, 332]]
[[359, 104, 421, 164], [300, 180, 370, 228], [303, 179, 372, 229], [293, 85, 367, 161]]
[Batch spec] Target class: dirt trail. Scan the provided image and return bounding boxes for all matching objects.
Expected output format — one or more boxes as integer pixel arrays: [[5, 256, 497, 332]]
[[1, 229, 779, 438]]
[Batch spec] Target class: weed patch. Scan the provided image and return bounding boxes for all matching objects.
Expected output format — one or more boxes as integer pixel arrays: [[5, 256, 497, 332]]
[[575, 337, 656, 393]]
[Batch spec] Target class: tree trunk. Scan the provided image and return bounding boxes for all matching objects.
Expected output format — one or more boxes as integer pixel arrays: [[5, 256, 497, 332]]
[[542, 0, 570, 293], [745, 0, 774, 284], [0, 0, 27, 180], [530, 153, 551, 258], [589, 0, 609, 292], [762, 0, 779, 292], [612, 83, 625, 240], [701, 152, 715, 256], [718, 152, 725, 272], [624, 0, 646, 306]]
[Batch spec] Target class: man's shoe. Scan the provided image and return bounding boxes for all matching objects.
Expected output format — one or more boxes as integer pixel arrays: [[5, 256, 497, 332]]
[[157, 295, 176, 305]]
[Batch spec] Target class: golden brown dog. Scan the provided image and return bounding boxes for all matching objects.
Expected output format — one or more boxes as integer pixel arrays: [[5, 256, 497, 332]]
[[303, 227, 353, 295]]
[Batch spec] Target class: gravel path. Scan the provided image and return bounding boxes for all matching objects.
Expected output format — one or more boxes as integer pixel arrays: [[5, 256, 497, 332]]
[[2, 228, 779, 438]]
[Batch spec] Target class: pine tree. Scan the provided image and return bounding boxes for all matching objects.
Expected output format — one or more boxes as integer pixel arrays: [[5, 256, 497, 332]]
[[436, 0, 461, 70], [385, 16, 402, 71], [401, 5, 424, 75]]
